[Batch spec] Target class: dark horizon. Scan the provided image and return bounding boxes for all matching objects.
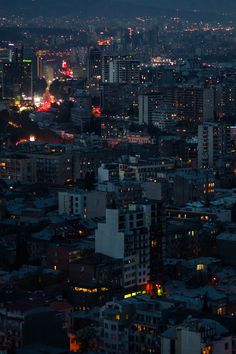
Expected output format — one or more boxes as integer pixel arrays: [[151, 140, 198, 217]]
[[1, 0, 236, 19]]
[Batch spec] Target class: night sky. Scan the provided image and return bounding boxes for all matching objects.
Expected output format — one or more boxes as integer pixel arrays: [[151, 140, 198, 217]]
[[1, 0, 236, 17]]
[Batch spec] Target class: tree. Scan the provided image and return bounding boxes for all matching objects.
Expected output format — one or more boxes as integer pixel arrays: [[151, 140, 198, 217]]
[[33, 77, 47, 96], [49, 80, 71, 100]]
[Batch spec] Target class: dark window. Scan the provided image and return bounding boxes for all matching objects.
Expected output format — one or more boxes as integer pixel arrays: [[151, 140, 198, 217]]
[[137, 221, 143, 227], [170, 339, 175, 354]]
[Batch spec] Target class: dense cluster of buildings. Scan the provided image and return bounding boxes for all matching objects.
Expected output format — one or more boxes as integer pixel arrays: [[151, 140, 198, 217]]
[[0, 11, 236, 354]]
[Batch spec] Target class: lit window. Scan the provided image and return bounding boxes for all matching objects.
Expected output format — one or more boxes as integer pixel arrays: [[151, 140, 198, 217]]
[[151, 240, 157, 247], [217, 307, 224, 315], [196, 264, 205, 271]]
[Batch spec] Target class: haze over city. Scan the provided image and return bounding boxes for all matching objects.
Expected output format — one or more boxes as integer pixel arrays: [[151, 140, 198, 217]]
[[1, 0, 236, 17]]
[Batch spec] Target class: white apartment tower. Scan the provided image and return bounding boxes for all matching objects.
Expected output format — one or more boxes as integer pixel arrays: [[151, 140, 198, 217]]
[[95, 203, 151, 288], [109, 60, 140, 84], [58, 189, 107, 219], [138, 93, 160, 125]]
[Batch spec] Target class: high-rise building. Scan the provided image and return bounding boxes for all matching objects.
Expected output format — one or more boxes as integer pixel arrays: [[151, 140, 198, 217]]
[[109, 59, 140, 84], [58, 189, 107, 219], [10, 46, 24, 63], [198, 123, 231, 169], [221, 83, 236, 119], [95, 203, 151, 288], [2, 61, 33, 100], [36, 52, 44, 79], [0, 152, 73, 185], [101, 83, 141, 115], [138, 92, 161, 125], [71, 90, 92, 130], [1, 46, 34, 100], [87, 47, 102, 82], [162, 86, 215, 123], [102, 54, 133, 83]]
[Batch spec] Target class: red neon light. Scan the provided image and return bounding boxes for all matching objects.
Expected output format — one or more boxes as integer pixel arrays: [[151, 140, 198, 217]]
[[92, 106, 101, 117], [62, 60, 68, 69], [97, 39, 112, 46], [16, 138, 27, 146], [59, 60, 74, 78], [146, 282, 151, 293], [38, 91, 54, 112]]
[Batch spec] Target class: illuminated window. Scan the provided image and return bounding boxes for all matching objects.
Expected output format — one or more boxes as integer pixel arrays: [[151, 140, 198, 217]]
[[74, 287, 98, 293], [202, 346, 212, 354], [151, 240, 157, 247], [157, 285, 163, 297], [196, 264, 205, 271], [101, 287, 108, 292], [136, 325, 142, 332], [115, 314, 121, 320], [217, 307, 224, 315]]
